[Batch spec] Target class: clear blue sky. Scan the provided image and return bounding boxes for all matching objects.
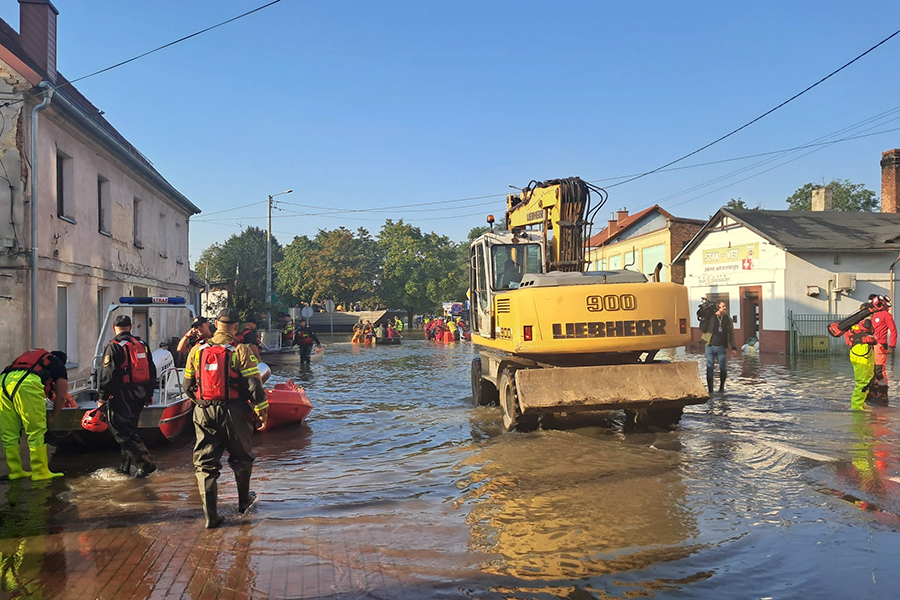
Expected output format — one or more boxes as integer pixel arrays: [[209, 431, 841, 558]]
[[2, 1, 898, 262]]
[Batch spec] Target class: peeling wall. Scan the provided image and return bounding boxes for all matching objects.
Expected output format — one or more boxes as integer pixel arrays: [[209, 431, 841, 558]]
[[0, 56, 196, 381]]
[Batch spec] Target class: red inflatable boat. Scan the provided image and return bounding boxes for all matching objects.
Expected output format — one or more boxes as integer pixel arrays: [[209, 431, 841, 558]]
[[260, 381, 313, 431]]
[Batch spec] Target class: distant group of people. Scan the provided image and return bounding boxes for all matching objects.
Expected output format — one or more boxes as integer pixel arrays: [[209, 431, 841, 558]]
[[424, 316, 468, 342], [351, 316, 404, 343]]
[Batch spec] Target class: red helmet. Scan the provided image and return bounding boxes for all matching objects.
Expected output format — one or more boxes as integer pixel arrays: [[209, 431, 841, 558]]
[[81, 407, 109, 433]]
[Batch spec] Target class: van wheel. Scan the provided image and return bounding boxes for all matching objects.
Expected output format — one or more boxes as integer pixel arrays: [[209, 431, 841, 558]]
[[498, 369, 538, 432], [471, 358, 498, 406]]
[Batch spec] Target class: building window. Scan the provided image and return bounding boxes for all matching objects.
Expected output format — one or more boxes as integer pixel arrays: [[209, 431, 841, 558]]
[[833, 254, 841, 265], [176, 221, 184, 264], [57, 285, 67, 354], [642, 244, 666, 282], [609, 255, 622, 270], [97, 287, 107, 335], [56, 151, 75, 222], [98, 176, 110, 235], [133, 197, 143, 248], [159, 212, 168, 258]]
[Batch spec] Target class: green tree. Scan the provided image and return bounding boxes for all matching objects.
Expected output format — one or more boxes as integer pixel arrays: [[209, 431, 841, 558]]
[[196, 226, 282, 321], [376, 220, 464, 322], [301, 227, 378, 306], [785, 179, 878, 212], [724, 198, 749, 210], [276, 234, 316, 305]]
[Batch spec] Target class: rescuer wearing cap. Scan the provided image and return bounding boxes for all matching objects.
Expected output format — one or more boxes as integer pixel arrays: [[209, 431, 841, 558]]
[[183, 307, 269, 529], [0, 349, 68, 480], [97, 314, 158, 477], [176, 316, 215, 354], [235, 318, 261, 360], [290, 318, 321, 364]]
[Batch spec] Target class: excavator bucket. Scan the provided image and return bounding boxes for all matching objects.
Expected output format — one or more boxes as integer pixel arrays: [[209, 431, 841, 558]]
[[515, 362, 709, 414]]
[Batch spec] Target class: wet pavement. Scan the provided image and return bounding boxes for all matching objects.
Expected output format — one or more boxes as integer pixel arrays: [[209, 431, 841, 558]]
[[1, 337, 899, 599]]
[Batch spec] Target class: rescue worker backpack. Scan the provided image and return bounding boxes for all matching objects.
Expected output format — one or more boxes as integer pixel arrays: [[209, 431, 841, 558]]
[[197, 343, 241, 401], [118, 337, 152, 385], [845, 320, 877, 347], [1, 348, 54, 399]]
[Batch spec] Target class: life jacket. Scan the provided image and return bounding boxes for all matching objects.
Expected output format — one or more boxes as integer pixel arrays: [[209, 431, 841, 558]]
[[117, 337, 152, 385], [845, 321, 877, 347], [197, 343, 241, 401], [295, 327, 314, 345], [1, 348, 55, 398]]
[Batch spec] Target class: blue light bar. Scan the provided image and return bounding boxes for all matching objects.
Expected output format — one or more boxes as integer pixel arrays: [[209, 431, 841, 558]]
[[119, 296, 186, 305]]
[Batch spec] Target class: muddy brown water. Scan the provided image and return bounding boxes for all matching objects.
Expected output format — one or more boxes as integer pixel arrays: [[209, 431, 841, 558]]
[[1, 338, 898, 599]]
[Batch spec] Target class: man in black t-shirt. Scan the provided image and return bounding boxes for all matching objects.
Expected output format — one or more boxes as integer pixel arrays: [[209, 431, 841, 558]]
[[701, 301, 738, 393]]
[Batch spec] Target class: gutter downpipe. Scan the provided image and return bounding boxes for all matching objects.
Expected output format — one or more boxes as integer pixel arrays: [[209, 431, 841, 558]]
[[30, 81, 54, 349], [889, 251, 900, 317]]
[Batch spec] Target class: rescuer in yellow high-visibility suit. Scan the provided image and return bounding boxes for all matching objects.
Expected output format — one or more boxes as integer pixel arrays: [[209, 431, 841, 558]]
[[846, 317, 877, 411], [0, 350, 68, 480]]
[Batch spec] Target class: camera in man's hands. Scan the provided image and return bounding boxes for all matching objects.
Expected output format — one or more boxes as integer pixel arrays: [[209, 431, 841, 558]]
[[697, 298, 717, 326]]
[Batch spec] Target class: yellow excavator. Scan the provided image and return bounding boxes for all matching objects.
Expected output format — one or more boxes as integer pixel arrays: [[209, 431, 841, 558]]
[[469, 177, 708, 431]]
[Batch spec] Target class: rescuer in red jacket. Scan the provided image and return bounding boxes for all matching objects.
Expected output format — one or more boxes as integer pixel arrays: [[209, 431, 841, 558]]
[[867, 294, 897, 405]]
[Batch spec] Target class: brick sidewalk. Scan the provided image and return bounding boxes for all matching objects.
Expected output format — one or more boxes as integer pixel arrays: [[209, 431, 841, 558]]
[[0, 516, 479, 599]]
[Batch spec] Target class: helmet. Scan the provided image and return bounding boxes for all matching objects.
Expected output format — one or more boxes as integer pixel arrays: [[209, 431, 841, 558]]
[[82, 407, 109, 433]]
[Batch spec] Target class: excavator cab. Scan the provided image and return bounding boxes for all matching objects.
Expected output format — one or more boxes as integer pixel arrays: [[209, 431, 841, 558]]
[[470, 231, 545, 339]]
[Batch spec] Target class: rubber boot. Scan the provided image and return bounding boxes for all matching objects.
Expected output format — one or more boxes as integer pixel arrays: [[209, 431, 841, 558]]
[[117, 450, 132, 476], [719, 372, 726, 393], [235, 469, 256, 514], [29, 445, 63, 480], [707, 375, 714, 394], [199, 477, 224, 529], [4, 445, 31, 480]]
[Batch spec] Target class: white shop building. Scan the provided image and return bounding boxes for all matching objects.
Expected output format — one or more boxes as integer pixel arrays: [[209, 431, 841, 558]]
[[675, 206, 900, 354]]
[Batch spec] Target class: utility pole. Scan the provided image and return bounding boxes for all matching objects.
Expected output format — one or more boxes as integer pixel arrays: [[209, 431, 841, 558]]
[[266, 189, 293, 331]]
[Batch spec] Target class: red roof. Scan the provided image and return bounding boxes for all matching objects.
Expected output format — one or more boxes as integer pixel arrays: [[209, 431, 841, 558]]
[[588, 205, 672, 246]]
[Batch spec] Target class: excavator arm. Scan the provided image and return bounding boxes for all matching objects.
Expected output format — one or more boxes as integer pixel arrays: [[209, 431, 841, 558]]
[[505, 178, 606, 273]]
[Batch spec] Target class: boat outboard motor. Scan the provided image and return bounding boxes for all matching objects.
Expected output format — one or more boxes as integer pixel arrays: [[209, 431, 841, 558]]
[[828, 295, 891, 337], [152, 348, 175, 377]]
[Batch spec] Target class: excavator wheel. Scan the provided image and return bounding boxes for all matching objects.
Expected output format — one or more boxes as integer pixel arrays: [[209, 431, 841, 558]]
[[498, 368, 539, 433], [471, 359, 499, 407]]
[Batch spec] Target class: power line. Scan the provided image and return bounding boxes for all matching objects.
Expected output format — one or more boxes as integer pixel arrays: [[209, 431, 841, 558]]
[[634, 112, 900, 213], [194, 122, 900, 223], [605, 27, 900, 190], [67, 1, 286, 87], [200, 200, 267, 218]]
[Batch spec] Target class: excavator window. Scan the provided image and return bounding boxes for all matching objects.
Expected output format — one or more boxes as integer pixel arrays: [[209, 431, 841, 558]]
[[492, 244, 541, 290]]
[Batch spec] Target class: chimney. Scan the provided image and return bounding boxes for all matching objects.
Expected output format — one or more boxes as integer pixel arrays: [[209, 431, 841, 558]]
[[18, 0, 58, 83], [882, 149, 900, 213], [616, 208, 629, 221], [607, 212, 618, 235], [811, 187, 833, 211]]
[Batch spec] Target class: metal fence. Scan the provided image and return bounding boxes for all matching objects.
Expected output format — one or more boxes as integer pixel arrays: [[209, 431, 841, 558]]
[[788, 311, 849, 355]]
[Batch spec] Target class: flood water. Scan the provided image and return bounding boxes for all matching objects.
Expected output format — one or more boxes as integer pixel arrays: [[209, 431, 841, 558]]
[[1, 336, 899, 599]]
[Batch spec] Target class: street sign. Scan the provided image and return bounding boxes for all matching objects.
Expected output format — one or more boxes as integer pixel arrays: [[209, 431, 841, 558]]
[[324, 299, 336, 314], [300, 306, 314, 319]]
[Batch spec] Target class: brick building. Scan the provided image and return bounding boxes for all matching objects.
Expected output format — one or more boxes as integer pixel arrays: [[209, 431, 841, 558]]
[[586, 205, 704, 283]]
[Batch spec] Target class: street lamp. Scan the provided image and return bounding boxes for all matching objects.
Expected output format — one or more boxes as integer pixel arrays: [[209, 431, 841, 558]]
[[267, 189, 292, 330]]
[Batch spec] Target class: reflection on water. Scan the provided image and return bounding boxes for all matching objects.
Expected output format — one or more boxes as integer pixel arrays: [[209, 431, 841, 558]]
[[0, 343, 898, 598]]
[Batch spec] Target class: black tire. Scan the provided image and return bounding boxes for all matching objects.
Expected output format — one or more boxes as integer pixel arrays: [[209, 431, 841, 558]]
[[471, 358, 498, 406], [498, 368, 539, 433], [624, 406, 683, 431]]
